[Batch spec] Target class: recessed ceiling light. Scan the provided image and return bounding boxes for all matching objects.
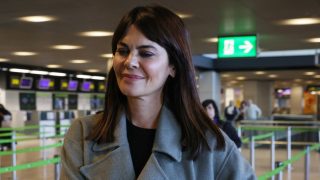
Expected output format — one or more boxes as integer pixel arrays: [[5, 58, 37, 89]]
[[9, 68, 30, 73], [294, 79, 302, 82], [87, 69, 100, 73], [91, 76, 105, 80], [236, 76, 246, 80], [176, 13, 193, 19], [70, 59, 89, 64], [221, 74, 230, 78], [18, 15, 56, 22], [51, 45, 83, 50], [30, 70, 49, 75], [49, 72, 66, 77], [255, 71, 265, 75], [12, 51, 37, 56], [100, 53, 113, 58], [314, 75, 320, 78], [304, 71, 315, 75], [278, 18, 320, 25], [306, 37, 320, 43], [76, 74, 91, 79], [47, 64, 61, 68], [79, 31, 113, 37], [268, 74, 277, 78], [0, 58, 9, 62], [204, 37, 218, 43], [306, 80, 313, 84]]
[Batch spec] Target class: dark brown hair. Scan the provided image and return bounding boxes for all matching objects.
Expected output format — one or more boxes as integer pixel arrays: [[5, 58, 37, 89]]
[[87, 5, 225, 159]]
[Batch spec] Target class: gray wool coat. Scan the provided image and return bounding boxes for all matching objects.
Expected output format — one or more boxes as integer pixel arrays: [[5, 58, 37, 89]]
[[60, 106, 256, 180]]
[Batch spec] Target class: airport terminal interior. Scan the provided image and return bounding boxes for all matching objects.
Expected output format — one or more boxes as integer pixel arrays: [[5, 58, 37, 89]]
[[0, 0, 320, 179]]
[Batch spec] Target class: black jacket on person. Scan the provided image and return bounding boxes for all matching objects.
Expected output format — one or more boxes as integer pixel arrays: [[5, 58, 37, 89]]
[[215, 118, 242, 148]]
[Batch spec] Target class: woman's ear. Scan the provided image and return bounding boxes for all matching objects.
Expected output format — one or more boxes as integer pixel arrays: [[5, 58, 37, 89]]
[[169, 66, 176, 78]]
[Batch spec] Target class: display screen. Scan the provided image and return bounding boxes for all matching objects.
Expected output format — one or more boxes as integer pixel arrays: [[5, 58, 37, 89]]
[[38, 78, 51, 90], [68, 80, 78, 91], [19, 93, 36, 110], [20, 77, 33, 89], [81, 81, 91, 92]]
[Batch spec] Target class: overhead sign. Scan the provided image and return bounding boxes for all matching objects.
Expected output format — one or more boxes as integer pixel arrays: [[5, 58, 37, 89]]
[[218, 35, 257, 58]]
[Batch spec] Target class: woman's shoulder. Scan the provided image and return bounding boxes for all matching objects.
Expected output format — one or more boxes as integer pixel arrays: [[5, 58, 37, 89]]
[[64, 113, 103, 141]]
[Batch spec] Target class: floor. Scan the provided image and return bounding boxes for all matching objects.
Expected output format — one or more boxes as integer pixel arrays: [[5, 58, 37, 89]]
[[0, 139, 319, 180]]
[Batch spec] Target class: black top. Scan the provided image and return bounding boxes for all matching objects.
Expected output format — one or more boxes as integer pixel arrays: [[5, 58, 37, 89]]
[[126, 120, 156, 177], [219, 121, 242, 148]]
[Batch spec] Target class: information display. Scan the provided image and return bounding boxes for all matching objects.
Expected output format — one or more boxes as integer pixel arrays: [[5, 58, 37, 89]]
[[20, 77, 33, 89], [19, 93, 36, 110]]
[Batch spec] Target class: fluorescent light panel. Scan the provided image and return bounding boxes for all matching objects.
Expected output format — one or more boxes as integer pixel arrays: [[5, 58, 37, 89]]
[[18, 15, 56, 22]]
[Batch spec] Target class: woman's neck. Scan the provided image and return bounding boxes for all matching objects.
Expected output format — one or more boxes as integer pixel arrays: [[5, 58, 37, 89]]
[[127, 97, 162, 129]]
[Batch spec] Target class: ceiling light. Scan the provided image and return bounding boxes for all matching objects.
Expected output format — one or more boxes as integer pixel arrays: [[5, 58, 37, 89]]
[[100, 53, 113, 58], [12, 51, 37, 56], [30, 70, 49, 75], [70, 59, 89, 64], [306, 37, 320, 43], [51, 45, 83, 50], [221, 74, 230, 78], [76, 74, 91, 79], [236, 76, 246, 80], [278, 18, 320, 25], [314, 75, 320, 78], [294, 79, 302, 82], [87, 69, 100, 73], [79, 31, 113, 37], [9, 68, 30, 73], [269, 74, 278, 78], [0, 58, 9, 62], [255, 71, 265, 75], [91, 76, 106, 80], [18, 15, 56, 22], [304, 71, 315, 75], [306, 80, 313, 84], [204, 37, 218, 43], [47, 64, 61, 68], [49, 72, 66, 77], [176, 13, 193, 19]]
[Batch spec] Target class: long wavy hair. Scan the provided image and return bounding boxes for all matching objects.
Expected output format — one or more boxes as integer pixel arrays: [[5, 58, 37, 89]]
[[87, 5, 225, 159]]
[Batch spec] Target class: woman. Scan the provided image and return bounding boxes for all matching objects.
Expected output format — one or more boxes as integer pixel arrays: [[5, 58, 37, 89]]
[[61, 5, 256, 179], [202, 99, 242, 148]]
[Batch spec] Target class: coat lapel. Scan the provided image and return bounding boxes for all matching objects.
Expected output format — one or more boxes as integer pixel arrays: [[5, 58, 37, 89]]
[[138, 106, 182, 180], [80, 111, 136, 180]]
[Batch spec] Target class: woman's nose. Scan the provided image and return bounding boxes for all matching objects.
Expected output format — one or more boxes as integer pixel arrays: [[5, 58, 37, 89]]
[[124, 52, 139, 69]]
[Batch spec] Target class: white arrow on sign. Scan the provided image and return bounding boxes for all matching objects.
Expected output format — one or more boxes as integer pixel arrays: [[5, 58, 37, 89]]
[[239, 40, 253, 53]]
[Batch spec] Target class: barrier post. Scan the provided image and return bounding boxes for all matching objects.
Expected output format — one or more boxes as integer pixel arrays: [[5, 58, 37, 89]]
[[304, 145, 310, 180], [270, 134, 275, 180], [11, 130, 17, 180], [237, 126, 242, 152], [250, 135, 255, 169], [54, 154, 61, 180], [275, 161, 283, 180], [287, 126, 292, 180]]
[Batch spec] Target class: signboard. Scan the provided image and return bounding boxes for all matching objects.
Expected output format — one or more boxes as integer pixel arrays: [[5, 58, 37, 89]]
[[218, 35, 257, 58]]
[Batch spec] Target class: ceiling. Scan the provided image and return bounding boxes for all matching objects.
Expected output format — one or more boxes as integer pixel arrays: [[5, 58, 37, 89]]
[[0, 0, 320, 81]]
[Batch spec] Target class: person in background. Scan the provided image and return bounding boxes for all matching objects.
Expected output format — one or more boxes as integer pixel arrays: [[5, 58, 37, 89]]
[[61, 5, 256, 179], [244, 99, 262, 120], [0, 104, 12, 151], [224, 100, 240, 126], [236, 100, 248, 122], [202, 99, 242, 148]]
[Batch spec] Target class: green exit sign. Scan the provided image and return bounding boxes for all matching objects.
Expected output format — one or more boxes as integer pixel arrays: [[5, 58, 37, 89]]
[[218, 35, 257, 58]]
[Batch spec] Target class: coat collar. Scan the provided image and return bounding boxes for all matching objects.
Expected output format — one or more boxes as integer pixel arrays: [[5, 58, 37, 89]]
[[91, 105, 182, 162]]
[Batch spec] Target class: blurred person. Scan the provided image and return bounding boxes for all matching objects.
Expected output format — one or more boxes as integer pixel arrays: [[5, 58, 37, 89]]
[[61, 5, 256, 179], [202, 99, 242, 148], [224, 100, 240, 126], [0, 104, 12, 151], [244, 99, 262, 120], [236, 100, 248, 122]]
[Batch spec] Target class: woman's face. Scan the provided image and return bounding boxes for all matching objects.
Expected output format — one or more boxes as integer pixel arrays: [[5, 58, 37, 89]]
[[113, 25, 175, 100], [205, 103, 215, 120]]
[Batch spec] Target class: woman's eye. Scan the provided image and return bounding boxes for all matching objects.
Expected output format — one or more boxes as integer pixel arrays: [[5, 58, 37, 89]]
[[139, 51, 154, 58], [116, 48, 129, 56]]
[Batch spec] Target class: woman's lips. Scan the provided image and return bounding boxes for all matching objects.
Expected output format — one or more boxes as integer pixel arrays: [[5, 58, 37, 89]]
[[122, 73, 144, 80]]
